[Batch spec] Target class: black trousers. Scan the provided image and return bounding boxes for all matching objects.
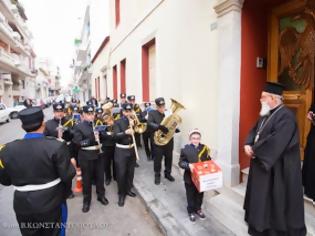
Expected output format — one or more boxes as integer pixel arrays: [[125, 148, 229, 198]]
[[185, 183, 204, 214], [114, 147, 136, 196], [16, 205, 63, 236], [142, 131, 152, 156], [135, 133, 141, 147], [103, 146, 116, 181], [80, 157, 105, 204], [153, 141, 173, 176]]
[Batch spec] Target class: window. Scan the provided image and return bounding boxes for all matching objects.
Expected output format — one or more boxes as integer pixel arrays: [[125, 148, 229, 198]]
[[120, 59, 126, 94], [115, 0, 120, 27], [113, 65, 118, 99], [142, 38, 156, 101]]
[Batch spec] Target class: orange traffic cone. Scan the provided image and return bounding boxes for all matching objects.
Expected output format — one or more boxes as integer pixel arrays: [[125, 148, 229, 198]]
[[73, 170, 82, 193]]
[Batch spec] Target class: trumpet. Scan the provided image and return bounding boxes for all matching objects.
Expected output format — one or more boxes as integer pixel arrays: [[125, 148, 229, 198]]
[[130, 110, 147, 134]]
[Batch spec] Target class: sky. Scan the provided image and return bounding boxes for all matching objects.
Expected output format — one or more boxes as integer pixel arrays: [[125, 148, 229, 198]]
[[20, 0, 90, 88]]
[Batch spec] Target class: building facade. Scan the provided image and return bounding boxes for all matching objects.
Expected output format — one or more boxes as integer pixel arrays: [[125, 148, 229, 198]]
[[91, 0, 314, 187], [0, 0, 36, 107]]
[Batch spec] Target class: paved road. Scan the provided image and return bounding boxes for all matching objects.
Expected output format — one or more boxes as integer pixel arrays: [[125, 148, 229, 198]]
[[0, 108, 163, 236]]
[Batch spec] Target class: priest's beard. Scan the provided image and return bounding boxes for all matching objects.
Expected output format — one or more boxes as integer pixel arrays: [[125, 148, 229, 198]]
[[260, 102, 271, 117]]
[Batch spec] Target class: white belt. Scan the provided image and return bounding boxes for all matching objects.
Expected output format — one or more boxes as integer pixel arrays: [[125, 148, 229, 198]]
[[116, 143, 134, 149], [81, 145, 101, 151], [13, 178, 61, 192]]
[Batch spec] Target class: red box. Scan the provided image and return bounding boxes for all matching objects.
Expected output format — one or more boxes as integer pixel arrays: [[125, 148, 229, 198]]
[[191, 160, 223, 192]]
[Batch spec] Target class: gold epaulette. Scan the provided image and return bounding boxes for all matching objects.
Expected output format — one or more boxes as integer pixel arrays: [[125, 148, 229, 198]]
[[96, 119, 104, 126], [0, 144, 6, 152]]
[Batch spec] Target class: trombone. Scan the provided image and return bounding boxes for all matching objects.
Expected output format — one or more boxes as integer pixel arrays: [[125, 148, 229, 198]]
[[127, 116, 140, 161]]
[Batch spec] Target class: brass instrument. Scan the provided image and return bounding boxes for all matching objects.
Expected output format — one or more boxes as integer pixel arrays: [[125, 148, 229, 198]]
[[131, 110, 147, 134], [127, 116, 140, 161], [57, 119, 63, 141], [154, 98, 185, 146], [57, 118, 74, 141], [92, 121, 103, 154]]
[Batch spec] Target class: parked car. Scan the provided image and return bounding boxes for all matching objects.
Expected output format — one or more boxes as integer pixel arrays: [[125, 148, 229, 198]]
[[0, 103, 10, 123], [7, 104, 26, 119]]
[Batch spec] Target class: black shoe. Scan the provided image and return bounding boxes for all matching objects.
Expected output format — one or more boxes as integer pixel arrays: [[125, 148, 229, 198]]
[[135, 162, 140, 168], [189, 213, 196, 222], [165, 174, 175, 182], [127, 191, 136, 197], [82, 203, 90, 213], [118, 195, 125, 207], [155, 175, 161, 185], [68, 192, 75, 199], [195, 210, 206, 220], [105, 179, 111, 186], [97, 196, 109, 205]]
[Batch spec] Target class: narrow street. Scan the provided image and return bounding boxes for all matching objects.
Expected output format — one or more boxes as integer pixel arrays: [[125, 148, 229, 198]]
[[0, 108, 163, 236]]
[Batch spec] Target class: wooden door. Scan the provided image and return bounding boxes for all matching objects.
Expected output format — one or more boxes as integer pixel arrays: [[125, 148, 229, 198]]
[[268, 0, 315, 158]]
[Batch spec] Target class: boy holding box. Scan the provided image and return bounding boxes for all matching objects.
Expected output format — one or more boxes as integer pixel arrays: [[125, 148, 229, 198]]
[[179, 129, 211, 222]]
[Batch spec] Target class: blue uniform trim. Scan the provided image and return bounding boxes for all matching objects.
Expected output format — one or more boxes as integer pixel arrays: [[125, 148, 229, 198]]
[[60, 202, 68, 236], [23, 133, 44, 139]]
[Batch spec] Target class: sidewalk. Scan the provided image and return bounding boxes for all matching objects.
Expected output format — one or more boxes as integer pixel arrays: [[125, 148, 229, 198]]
[[133, 149, 315, 236], [133, 149, 234, 236]]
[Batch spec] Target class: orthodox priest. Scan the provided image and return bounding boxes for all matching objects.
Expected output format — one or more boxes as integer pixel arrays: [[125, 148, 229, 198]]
[[244, 82, 306, 236]]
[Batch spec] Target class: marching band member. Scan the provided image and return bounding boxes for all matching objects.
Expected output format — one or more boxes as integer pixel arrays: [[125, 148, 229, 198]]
[[113, 103, 137, 207], [179, 129, 210, 222], [127, 95, 142, 148], [120, 93, 127, 107], [142, 102, 154, 161], [72, 105, 108, 213], [100, 109, 117, 186], [44, 102, 76, 199], [0, 107, 75, 235], [148, 97, 176, 185]]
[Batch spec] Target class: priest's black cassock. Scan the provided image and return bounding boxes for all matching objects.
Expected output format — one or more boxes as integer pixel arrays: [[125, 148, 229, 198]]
[[244, 105, 306, 236], [302, 104, 315, 201]]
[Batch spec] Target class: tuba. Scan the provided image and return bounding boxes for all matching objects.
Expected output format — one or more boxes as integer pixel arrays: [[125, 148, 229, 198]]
[[154, 98, 185, 146]]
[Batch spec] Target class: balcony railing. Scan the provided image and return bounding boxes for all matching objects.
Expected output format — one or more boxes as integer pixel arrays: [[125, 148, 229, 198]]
[[0, 48, 32, 76]]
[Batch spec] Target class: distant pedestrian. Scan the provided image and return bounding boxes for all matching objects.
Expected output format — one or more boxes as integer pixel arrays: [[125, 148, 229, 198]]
[[244, 82, 306, 236], [23, 98, 32, 108]]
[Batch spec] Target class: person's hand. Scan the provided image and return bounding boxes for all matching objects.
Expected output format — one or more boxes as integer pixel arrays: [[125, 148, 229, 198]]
[[94, 131, 100, 143], [307, 111, 314, 121], [125, 128, 134, 135], [244, 145, 254, 157], [189, 164, 194, 172], [129, 118, 135, 127], [159, 125, 169, 134]]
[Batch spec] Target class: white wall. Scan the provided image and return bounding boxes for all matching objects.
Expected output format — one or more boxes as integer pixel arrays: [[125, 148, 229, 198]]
[[105, 0, 219, 153]]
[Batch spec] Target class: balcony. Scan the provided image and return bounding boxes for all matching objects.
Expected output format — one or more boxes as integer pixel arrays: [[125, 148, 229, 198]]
[[76, 40, 90, 61], [0, 48, 33, 77], [0, 0, 31, 40], [0, 20, 14, 42]]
